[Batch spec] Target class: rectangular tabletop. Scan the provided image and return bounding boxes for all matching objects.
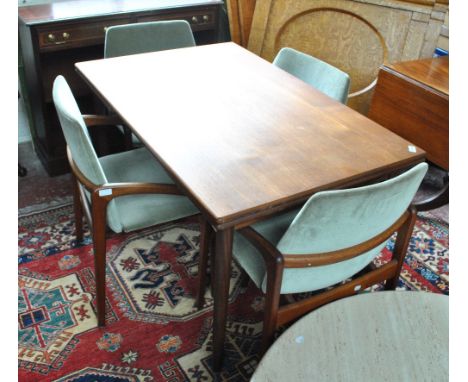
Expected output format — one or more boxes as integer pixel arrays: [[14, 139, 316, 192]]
[[76, 42, 425, 227]]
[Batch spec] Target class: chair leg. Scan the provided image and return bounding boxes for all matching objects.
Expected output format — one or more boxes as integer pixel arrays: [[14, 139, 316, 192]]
[[195, 217, 212, 309], [123, 125, 133, 150], [385, 208, 417, 290], [91, 195, 109, 327], [18, 163, 27, 177], [260, 259, 284, 355], [240, 268, 250, 288], [72, 176, 84, 243], [209, 233, 217, 299]]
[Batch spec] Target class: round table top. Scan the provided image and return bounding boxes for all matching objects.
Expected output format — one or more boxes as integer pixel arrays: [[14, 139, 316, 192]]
[[252, 291, 448, 382]]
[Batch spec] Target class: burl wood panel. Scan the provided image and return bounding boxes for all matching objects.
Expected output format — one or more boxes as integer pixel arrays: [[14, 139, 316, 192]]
[[369, 56, 448, 170], [226, 0, 257, 46], [76, 42, 424, 227], [248, 0, 447, 115]]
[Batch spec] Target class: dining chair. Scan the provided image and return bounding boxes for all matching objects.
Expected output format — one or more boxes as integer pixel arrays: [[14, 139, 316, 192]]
[[104, 19, 196, 58], [273, 47, 350, 104], [52, 75, 200, 326], [196, 162, 428, 352], [104, 20, 196, 147]]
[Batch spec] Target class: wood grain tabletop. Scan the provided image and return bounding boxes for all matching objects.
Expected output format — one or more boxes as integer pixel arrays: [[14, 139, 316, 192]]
[[76, 42, 425, 227]]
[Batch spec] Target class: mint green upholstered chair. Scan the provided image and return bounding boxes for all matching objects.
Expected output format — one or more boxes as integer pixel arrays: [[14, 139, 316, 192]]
[[196, 163, 427, 352], [273, 47, 350, 104], [104, 20, 195, 58], [104, 20, 196, 147], [52, 75, 199, 326]]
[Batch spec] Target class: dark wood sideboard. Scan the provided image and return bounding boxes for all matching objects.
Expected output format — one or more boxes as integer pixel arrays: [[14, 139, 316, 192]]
[[19, 0, 224, 176], [368, 56, 449, 210]]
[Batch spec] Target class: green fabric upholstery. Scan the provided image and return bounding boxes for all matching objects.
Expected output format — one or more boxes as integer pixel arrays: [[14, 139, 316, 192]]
[[233, 208, 301, 290], [104, 20, 195, 58], [99, 148, 198, 233], [53, 75, 198, 234], [233, 163, 428, 294], [53, 75, 120, 226], [273, 47, 350, 104], [53, 76, 107, 187]]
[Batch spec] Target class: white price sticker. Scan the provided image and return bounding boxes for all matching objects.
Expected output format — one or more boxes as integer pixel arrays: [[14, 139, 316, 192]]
[[99, 189, 113, 197]]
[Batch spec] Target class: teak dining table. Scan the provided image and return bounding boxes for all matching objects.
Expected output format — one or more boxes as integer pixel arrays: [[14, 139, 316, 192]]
[[75, 42, 425, 371]]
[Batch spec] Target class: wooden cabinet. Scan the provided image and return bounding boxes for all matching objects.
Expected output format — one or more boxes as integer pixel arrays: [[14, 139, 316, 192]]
[[368, 56, 449, 171], [368, 56, 449, 211], [19, 0, 224, 176]]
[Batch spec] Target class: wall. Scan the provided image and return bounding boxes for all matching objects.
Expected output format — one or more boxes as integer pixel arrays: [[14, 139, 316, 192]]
[[437, 9, 449, 51], [244, 0, 449, 114]]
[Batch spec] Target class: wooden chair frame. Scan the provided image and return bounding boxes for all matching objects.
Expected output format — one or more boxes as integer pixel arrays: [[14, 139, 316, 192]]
[[196, 206, 417, 354], [69, 114, 188, 326]]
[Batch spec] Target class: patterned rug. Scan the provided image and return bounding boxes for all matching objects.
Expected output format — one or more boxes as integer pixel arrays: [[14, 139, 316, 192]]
[[18, 204, 449, 381]]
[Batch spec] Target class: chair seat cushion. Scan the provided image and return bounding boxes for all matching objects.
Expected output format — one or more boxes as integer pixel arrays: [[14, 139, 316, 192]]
[[99, 148, 198, 233], [233, 209, 385, 294]]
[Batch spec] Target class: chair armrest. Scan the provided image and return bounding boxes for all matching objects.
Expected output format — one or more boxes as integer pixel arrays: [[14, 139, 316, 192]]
[[240, 209, 412, 269], [82, 114, 125, 128], [94, 182, 184, 200], [282, 210, 411, 268], [67, 146, 184, 198]]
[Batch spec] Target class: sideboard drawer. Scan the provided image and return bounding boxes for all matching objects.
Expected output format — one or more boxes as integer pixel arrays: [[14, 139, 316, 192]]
[[37, 7, 216, 52], [37, 17, 132, 51], [138, 8, 217, 31]]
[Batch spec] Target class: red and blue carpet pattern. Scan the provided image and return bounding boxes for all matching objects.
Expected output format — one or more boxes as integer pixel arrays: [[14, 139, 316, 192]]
[[18, 204, 449, 381]]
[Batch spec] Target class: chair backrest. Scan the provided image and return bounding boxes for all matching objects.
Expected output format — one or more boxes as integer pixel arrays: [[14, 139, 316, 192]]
[[273, 47, 350, 104], [276, 163, 428, 255], [104, 20, 196, 58], [52, 76, 121, 226], [52, 75, 108, 187]]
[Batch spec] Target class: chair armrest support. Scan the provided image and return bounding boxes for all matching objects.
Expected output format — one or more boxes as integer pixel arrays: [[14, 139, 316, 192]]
[[239, 227, 284, 267]]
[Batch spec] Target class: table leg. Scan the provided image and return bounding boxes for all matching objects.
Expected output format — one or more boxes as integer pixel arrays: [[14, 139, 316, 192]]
[[212, 227, 233, 372]]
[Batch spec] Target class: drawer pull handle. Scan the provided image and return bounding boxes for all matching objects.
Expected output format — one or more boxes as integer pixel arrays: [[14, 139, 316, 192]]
[[191, 16, 199, 24], [47, 33, 56, 42], [103, 26, 109, 32], [203, 15, 209, 22], [62, 32, 70, 40]]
